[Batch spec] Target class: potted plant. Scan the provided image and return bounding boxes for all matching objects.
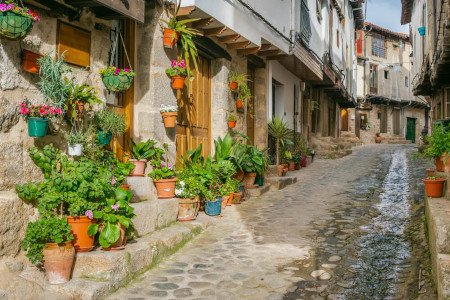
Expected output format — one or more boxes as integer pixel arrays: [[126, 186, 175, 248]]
[[22, 49, 43, 74], [175, 174, 201, 221], [128, 139, 161, 176], [93, 108, 126, 146], [66, 130, 85, 156], [228, 114, 237, 129], [19, 101, 63, 137], [228, 72, 249, 92], [241, 145, 266, 188], [423, 176, 446, 198], [375, 132, 382, 144], [37, 54, 70, 109], [236, 84, 251, 110], [201, 181, 222, 216], [99, 66, 135, 93], [219, 179, 235, 210], [423, 125, 450, 172], [66, 82, 102, 120], [225, 178, 239, 205], [232, 182, 243, 204], [166, 59, 187, 90], [88, 188, 135, 250], [21, 216, 74, 284], [148, 144, 177, 198], [268, 117, 293, 177], [160, 104, 178, 128], [285, 150, 296, 171], [0, 2, 40, 40]]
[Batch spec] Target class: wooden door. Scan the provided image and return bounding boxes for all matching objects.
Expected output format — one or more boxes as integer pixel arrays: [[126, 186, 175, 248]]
[[176, 56, 211, 164], [341, 109, 349, 131], [246, 66, 255, 144], [406, 118, 416, 143], [393, 108, 401, 135], [109, 20, 134, 159]]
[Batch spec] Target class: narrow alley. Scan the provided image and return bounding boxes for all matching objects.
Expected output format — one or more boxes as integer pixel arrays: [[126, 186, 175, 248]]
[[108, 145, 435, 300]]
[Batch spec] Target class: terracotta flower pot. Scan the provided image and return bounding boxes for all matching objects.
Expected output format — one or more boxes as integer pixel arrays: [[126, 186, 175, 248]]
[[153, 178, 177, 198], [177, 198, 200, 221], [233, 170, 245, 181], [100, 224, 126, 251], [67, 216, 95, 252], [228, 120, 236, 129], [43, 242, 75, 284], [423, 178, 446, 198], [120, 184, 130, 190], [161, 111, 178, 128], [163, 28, 179, 48], [435, 157, 444, 172], [426, 169, 436, 177], [232, 192, 243, 204], [226, 193, 234, 206], [277, 165, 284, 177], [375, 136, 382, 144], [295, 162, 301, 170], [229, 81, 238, 91], [171, 75, 185, 90], [236, 99, 244, 109], [243, 172, 257, 188], [129, 159, 147, 176], [288, 161, 296, 171], [21, 49, 43, 74], [221, 196, 228, 210], [300, 156, 308, 168]]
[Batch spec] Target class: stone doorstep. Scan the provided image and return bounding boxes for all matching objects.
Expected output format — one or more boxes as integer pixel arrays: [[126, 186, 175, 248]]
[[19, 214, 215, 300], [126, 176, 156, 203], [131, 198, 178, 237], [246, 184, 271, 197], [266, 173, 299, 191], [437, 254, 450, 300]]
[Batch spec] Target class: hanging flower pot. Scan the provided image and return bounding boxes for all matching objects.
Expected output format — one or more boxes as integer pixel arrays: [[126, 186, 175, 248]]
[[177, 197, 200, 221], [153, 178, 177, 198], [97, 130, 112, 146], [236, 99, 244, 109], [68, 143, 82, 156], [67, 216, 95, 252], [21, 49, 42, 74], [229, 81, 238, 91], [423, 177, 446, 198], [227, 114, 237, 129], [42, 242, 75, 284], [129, 159, 147, 176], [166, 60, 187, 90], [163, 28, 179, 48], [204, 197, 222, 216], [418, 26, 426, 36], [28, 117, 49, 138], [100, 67, 135, 93], [171, 75, 185, 90], [0, 7, 39, 41]]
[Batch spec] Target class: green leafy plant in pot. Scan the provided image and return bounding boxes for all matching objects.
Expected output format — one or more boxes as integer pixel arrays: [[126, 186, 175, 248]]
[[201, 179, 222, 216], [93, 108, 126, 146], [127, 139, 162, 176], [228, 71, 249, 92], [66, 82, 102, 121], [148, 143, 177, 198], [423, 125, 450, 171], [66, 129, 85, 156], [268, 117, 293, 176], [175, 172, 202, 221]]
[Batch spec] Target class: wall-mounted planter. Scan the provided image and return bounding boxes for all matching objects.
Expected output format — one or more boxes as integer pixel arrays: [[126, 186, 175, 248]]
[[418, 26, 426, 36], [0, 11, 34, 41], [228, 120, 236, 129], [28, 117, 48, 138], [236, 99, 244, 109], [163, 28, 179, 49], [229, 81, 238, 91], [21, 49, 42, 74], [171, 75, 185, 90], [161, 111, 178, 128]]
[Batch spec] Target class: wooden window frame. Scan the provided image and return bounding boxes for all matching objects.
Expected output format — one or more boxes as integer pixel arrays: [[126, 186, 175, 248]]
[[56, 21, 91, 68]]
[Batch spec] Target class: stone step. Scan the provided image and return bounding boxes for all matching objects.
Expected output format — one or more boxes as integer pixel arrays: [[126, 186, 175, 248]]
[[246, 184, 271, 198], [126, 176, 156, 203], [266, 171, 300, 191], [19, 215, 215, 300], [131, 199, 178, 237], [316, 149, 352, 159]]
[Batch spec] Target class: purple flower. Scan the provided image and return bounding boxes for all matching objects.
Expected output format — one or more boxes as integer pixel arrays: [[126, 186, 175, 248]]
[[178, 60, 186, 68], [124, 68, 130, 72], [161, 163, 166, 168], [111, 204, 120, 211], [85, 210, 94, 220], [171, 60, 177, 67], [111, 176, 117, 185], [114, 68, 120, 76], [168, 164, 172, 169]]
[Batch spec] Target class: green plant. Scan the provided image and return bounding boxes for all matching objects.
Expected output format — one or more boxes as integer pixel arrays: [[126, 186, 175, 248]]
[[218, 178, 236, 196], [284, 150, 293, 161], [66, 130, 85, 145], [228, 114, 237, 122], [113, 160, 135, 183], [66, 82, 102, 119], [268, 117, 294, 166], [88, 188, 135, 249], [165, 59, 187, 77], [211, 160, 236, 182], [200, 179, 222, 201], [175, 173, 202, 199], [22, 216, 73, 264], [228, 71, 249, 86], [93, 108, 126, 136], [214, 134, 234, 162], [238, 83, 252, 101], [424, 125, 450, 158], [128, 139, 162, 160], [148, 143, 176, 180], [241, 145, 266, 174], [99, 66, 135, 78], [37, 53, 70, 109]]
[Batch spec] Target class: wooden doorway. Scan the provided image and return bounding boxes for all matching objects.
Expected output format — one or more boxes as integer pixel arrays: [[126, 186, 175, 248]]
[[108, 20, 135, 159], [340, 109, 349, 131], [406, 117, 416, 143], [246, 65, 255, 144], [393, 108, 401, 135], [176, 56, 211, 164]]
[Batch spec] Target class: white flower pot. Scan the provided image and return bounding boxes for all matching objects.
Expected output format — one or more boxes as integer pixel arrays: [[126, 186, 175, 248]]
[[68, 143, 83, 156]]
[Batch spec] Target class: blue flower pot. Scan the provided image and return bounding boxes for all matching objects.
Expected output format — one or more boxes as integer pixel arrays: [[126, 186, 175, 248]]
[[28, 117, 48, 137], [97, 131, 112, 146], [418, 26, 426, 36], [204, 197, 222, 216]]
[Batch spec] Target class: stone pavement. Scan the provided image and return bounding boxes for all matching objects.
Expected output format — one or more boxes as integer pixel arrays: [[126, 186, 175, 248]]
[[108, 144, 431, 300]]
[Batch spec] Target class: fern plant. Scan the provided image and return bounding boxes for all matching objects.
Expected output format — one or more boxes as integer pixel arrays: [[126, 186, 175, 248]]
[[37, 54, 70, 109]]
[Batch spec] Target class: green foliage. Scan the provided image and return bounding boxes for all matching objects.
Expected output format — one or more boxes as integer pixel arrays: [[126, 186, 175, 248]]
[[37, 53, 70, 108], [128, 139, 162, 160], [93, 108, 126, 136], [66, 129, 85, 145], [227, 114, 237, 122], [182, 144, 206, 169], [99, 66, 135, 78], [214, 134, 234, 162], [148, 165, 176, 180], [268, 117, 294, 165], [66, 82, 101, 120], [88, 188, 135, 249], [28, 144, 60, 178], [22, 216, 73, 264], [423, 125, 450, 158], [211, 160, 236, 182], [175, 172, 203, 199], [218, 178, 237, 196], [228, 71, 249, 87]]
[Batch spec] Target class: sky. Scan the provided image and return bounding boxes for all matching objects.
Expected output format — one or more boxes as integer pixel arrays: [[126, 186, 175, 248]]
[[365, 0, 409, 34]]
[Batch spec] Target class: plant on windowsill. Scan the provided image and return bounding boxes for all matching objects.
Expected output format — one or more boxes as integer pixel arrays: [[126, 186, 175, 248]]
[[148, 143, 177, 198], [19, 101, 63, 138], [127, 139, 163, 176], [166, 59, 187, 90], [66, 82, 102, 120], [227, 114, 237, 129], [228, 72, 249, 92], [88, 187, 135, 250], [0, 1, 40, 40], [99, 66, 135, 93], [160, 104, 179, 128], [268, 117, 294, 177], [93, 108, 126, 146]]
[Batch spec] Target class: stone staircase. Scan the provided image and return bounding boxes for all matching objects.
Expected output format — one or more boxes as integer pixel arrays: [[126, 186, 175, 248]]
[[310, 132, 362, 159], [380, 136, 412, 144]]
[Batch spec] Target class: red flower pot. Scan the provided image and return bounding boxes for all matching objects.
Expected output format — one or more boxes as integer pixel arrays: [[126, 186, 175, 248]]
[[153, 178, 177, 198], [163, 28, 179, 48], [229, 81, 238, 91], [21, 49, 43, 74], [236, 99, 244, 109], [228, 120, 236, 129], [171, 75, 185, 90], [161, 112, 178, 128], [423, 178, 446, 198]]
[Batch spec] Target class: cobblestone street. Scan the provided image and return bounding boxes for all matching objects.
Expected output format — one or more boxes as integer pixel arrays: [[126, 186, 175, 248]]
[[109, 145, 434, 300]]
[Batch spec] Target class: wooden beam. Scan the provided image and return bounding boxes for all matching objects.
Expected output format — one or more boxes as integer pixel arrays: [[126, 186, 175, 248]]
[[257, 49, 280, 56], [177, 5, 196, 16], [191, 17, 214, 29], [226, 41, 251, 50], [217, 34, 241, 43], [266, 54, 288, 60], [237, 47, 260, 56], [260, 44, 272, 51], [203, 26, 227, 36]]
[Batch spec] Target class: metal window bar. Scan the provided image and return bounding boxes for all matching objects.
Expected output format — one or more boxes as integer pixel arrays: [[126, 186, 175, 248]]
[[300, 0, 312, 45]]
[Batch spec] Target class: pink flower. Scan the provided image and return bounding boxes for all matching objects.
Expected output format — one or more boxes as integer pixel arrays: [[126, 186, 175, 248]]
[[111, 204, 120, 211], [124, 68, 130, 72], [55, 108, 63, 115], [20, 107, 29, 115], [178, 60, 186, 68], [85, 210, 94, 220], [114, 68, 120, 76], [111, 176, 117, 185], [168, 164, 172, 169], [39, 107, 48, 116], [161, 163, 166, 168], [171, 60, 177, 67]]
